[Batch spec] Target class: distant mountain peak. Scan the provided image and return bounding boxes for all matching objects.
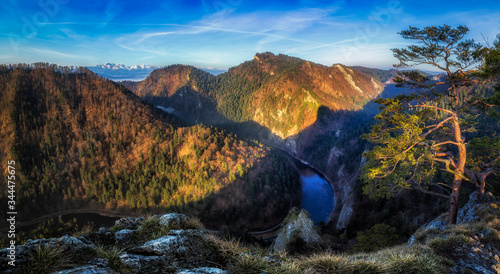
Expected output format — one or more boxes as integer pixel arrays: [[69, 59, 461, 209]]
[[88, 63, 226, 80], [253, 52, 303, 63], [196, 66, 227, 75], [130, 53, 384, 139], [254, 52, 276, 61], [88, 63, 162, 81], [92, 63, 161, 71]]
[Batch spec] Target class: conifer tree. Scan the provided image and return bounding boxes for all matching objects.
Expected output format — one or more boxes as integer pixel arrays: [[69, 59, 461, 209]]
[[361, 25, 498, 224]]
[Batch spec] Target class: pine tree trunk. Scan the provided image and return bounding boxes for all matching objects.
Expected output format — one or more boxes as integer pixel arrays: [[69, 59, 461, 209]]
[[449, 177, 461, 224], [476, 173, 488, 203], [449, 117, 467, 225]]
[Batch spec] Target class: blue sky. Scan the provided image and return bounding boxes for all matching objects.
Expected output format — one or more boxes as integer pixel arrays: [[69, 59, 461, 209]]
[[1, 0, 499, 70]]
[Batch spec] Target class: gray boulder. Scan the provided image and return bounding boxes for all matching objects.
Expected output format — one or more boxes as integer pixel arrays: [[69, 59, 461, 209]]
[[51, 264, 115, 274], [0, 235, 95, 273], [92, 228, 115, 246], [457, 191, 495, 224], [159, 213, 189, 229], [131, 229, 217, 269], [425, 220, 447, 231], [12, 235, 94, 258], [177, 267, 227, 274], [119, 253, 168, 273], [114, 229, 134, 245], [114, 217, 145, 230], [273, 209, 321, 253]]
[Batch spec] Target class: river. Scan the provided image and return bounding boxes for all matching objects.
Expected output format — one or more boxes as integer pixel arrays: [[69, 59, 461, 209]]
[[279, 150, 336, 224], [300, 171, 335, 224]]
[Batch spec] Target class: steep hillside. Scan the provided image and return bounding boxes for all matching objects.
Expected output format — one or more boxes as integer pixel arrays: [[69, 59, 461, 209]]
[[351, 66, 440, 83], [248, 55, 383, 139], [124, 60, 387, 235], [127, 54, 385, 230], [131, 53, 384, 139], [123, 65, 223, 124], [0, 64, 300, 231], [350, 66, 402, 84]]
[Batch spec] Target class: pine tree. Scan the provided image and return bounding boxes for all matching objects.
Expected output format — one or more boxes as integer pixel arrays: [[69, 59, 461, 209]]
[[362, 25, 498, 224]]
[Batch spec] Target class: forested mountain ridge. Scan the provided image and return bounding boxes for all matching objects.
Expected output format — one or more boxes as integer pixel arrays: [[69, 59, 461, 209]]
[[248, 54, 383, 139], [0, 64, 300, 231], [127, 52, 384, 139], [124, 53, 386, 231], [122, 65, 223, 125]]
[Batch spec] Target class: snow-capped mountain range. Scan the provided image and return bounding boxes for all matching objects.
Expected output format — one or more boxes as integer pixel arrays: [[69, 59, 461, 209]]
[[87, 63, 162, 81], [88, 63, 227, 81]]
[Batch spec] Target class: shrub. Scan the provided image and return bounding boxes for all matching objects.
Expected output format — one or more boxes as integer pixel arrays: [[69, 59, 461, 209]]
[[72, 224, 94, 237], [185, 216, 205, 229], [26, 244, 72, 273], [428, 235, 471, 259], [95, 245, 129, 273], [135, 216, 170, 241], [351, 223, 399, 252]]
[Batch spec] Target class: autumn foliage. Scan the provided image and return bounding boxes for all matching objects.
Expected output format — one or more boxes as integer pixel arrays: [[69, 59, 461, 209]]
[[0, 64, 300, 229]]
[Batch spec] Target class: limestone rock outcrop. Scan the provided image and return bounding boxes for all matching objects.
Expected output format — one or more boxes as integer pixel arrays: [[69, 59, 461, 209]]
[[273, 208, 321, 253], [0, 213, 227, 274], [408, 192, 500, 273]]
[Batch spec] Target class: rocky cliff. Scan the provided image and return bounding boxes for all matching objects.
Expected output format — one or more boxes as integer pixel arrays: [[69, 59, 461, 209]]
[[1, 213, 228, 273], [408, 192, 500, 273]]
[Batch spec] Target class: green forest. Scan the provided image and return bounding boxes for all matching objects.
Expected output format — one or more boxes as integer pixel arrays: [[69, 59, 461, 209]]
[[0, 64, 301, 235]]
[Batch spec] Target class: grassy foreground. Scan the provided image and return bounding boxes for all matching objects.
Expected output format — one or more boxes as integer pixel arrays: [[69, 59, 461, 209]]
[[209, 236, 447, 274], [22, 195, 500, 274]]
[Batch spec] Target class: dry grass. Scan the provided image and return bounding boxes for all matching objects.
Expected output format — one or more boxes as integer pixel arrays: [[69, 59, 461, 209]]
[[206, 232, 447, 274], [302, 245, 446, 273], [427, 235, 470, 260], [133, 216, 168, 242], [72, 224, 94, 237], [302, 252, 375, 273], [266, 259, 313, 274], [25, 244, 74, 274], [185, 215, 205, 229], [228, 254, 269, 274], [95, 245, 130, 273], [205, 233, 252, 261]]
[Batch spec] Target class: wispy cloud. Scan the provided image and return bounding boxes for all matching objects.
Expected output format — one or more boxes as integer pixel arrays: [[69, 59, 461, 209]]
[[113, 7, 347, 62], [38, 22, 107, 25], [116, 43, 170, 56], [25, 47, 82, 59], [59, 28, 87, 40], [102, 0, 121, 26], [197, 8, 340, 43]]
